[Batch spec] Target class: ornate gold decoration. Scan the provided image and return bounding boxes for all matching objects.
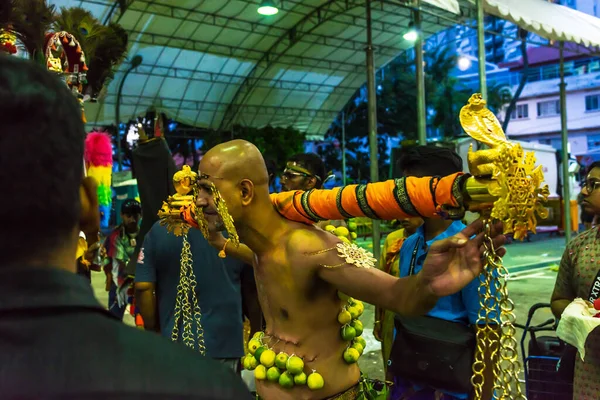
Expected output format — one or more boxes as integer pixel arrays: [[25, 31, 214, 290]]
[[0, 29, 17, 55], [210, 181, 240, 248], [460, 93, 550, 240], [173, 165, 197, 197], [460, 94, 550, 400], [171, 235, 206, 355], [317, 242, 377, 269]]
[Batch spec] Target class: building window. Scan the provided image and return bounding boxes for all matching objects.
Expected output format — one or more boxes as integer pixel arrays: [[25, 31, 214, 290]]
[[537, 100, 560, 117], [588, 134, 600, 150], [511, 104, 529, 119], [586, 94, 600, 111]]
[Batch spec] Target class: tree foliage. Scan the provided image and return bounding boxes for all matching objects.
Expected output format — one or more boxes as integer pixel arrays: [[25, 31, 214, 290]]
[[200, 124, 306, 173], [318, 45, 511, 183]]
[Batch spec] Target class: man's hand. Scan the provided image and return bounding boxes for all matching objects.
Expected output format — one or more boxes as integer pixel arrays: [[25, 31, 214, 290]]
[[420, 219, 506, 298]]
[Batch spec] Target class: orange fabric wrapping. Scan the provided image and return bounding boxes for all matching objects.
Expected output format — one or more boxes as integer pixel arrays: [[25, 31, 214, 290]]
[[271, 172, 465, 224], [181, 206, 199, 229]]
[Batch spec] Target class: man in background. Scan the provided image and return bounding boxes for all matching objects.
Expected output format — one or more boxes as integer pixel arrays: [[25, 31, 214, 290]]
[[281, 152, 343, 230], [0, 55, 250, 399], [101, 199, 142, 320], [375, 216, 423, 376], [280, 152, 328, 192], [135, 220, 262, 372], [389, 146, 498, 400]]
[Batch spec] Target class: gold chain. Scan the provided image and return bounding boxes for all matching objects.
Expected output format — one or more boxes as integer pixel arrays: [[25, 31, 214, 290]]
[[471, 219, 525, 400], [171, 234, 206, 355]]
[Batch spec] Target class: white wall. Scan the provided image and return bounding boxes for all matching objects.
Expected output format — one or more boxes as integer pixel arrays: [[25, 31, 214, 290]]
[[506, 90, 600, 137]]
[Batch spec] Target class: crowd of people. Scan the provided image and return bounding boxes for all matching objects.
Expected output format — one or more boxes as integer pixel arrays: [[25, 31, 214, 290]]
[[1, 52, 598, 400]]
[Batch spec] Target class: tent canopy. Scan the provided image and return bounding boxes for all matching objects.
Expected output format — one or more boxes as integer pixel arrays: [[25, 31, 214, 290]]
[[48, 0, 460, 137], [473, 0, 600, 48], [45, 0, 600, 138]]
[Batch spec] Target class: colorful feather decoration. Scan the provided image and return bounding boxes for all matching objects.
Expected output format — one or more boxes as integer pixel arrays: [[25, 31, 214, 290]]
[[85, 131, 113, 229]]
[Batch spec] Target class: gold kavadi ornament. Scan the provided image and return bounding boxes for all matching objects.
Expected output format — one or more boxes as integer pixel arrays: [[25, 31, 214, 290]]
[[461, 93, 549, 400]]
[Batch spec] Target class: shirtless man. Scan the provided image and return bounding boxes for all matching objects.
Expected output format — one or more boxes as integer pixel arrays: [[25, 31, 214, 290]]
[[191, 140, 505, 400]]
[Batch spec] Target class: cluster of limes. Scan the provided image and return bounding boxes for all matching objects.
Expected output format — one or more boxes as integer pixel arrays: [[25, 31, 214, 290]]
[[242, 331, 325, 391], [324, 221, 358, 244], [337, 297, 366, 364]]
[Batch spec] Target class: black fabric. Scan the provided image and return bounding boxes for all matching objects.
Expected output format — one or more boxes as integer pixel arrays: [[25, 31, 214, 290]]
[[390, 315, 475, 393], [126, 138, 177, 276], [0, 266, 252, 400]]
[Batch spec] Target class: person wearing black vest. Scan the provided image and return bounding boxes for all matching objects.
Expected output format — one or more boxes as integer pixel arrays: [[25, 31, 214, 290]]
[[0, 55, 250, 399]]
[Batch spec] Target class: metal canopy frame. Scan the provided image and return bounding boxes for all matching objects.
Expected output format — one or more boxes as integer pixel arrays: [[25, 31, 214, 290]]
[[48, 0, 461, 135]]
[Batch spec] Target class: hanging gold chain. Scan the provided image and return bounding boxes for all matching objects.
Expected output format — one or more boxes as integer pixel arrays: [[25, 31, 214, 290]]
[[471, 219, 526, 400], [171, 234, 206, 355]]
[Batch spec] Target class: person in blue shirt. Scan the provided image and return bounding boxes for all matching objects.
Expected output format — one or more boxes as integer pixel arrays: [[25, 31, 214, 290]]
[[134, 220, 262, 372], [389, 146, 499, 400]]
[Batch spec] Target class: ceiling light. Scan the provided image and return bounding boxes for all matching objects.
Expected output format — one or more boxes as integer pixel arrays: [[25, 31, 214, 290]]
[[258, 0, 279, 15], [402, 22, 418, 42], [457, 56, 472, 71]]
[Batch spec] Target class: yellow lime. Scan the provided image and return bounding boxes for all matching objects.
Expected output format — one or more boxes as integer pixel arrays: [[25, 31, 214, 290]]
[[255, 364, 267, 380], [275, 352, 289, 369], [350, 232, 357, 239], [307, 371, 325, 390], [248, 339, 261, 355], [354, 336, 367, 349], [266, 366, 281, 382], [341, 325, 356, 341], [260, 349, 276, 368], [352, 342, 364, 355], [252, 331, 264, 340], [243, 356, 251, 370], [240, 355, 246, 365], [337, 309, 352, 325], [294, 372, 307, 385], [351, 319, 364, 336], [338, 236, 351, 244], [254, 346, 267, 362], [325, 225, 336, 233], [343, 347, 360, 364], [334, 227, 350, 237], [353, 300, 364, 313], [347, 306, 361, 319], [248, 354, 258, 369], [348, 221, 358, 232], [286, 355, 304, 375], [278, 371, 295, 389]]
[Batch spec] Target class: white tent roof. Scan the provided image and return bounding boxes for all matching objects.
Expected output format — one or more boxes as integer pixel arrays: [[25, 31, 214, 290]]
[[45, 0, 600, 137], [474, 0, 600, 48], [46, 0, 460, 137]]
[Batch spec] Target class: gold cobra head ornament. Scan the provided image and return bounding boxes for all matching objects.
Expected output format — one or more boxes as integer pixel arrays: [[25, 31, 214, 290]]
[[460, 93, 550, 240]]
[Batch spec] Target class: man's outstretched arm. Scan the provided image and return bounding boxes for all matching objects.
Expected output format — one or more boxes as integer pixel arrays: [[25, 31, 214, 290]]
[[299, 219, 505, 316], [270, 173, 468, 224]]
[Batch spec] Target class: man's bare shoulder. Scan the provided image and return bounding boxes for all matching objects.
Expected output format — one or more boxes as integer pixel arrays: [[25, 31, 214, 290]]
[[284, 224, 341, 258]]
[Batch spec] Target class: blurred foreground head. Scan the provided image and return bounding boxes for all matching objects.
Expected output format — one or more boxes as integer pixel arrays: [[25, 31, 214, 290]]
[[0, 55, 98, 268]]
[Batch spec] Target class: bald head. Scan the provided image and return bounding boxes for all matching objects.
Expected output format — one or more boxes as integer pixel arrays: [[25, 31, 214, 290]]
[[196, 140, 273, 228], [201, 140, 269, 185]]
